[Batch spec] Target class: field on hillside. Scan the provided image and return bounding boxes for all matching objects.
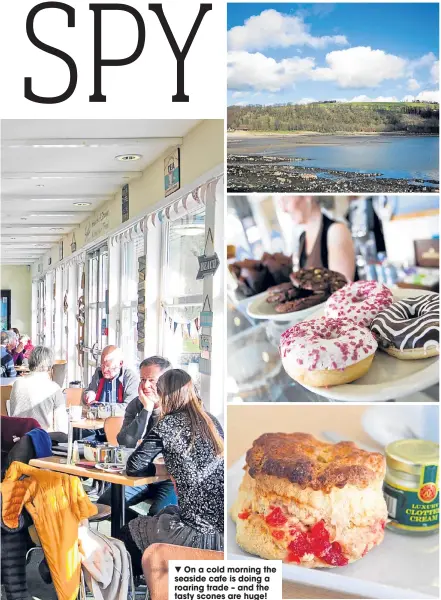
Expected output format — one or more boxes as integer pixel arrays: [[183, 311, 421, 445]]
[[228, 102, 439, 134]]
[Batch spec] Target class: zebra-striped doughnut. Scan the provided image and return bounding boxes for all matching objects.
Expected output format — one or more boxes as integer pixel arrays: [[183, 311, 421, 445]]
[[370, 294, 439, 360]]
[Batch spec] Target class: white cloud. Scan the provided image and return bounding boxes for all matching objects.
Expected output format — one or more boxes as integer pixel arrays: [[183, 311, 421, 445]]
[[231, 91, 250, 99], [431, 61, 439, 83], [228, 9, 348, 52], [409, 52, 437, 72], [407, 78, 420, 91], [414, 90, 439, 102], [297, 98, 318, 105], [227, 51, 316, 92], [349, 95, 398, 102], [317, 47, 407, 88], [228, 46, 409, 93]]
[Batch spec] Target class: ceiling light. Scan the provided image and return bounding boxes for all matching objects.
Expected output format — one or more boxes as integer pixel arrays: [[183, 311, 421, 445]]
[[36, 184, 45, 187], [115, 154, 142, 162], [73, 202, 92, 207], [31, 144, 95, 148], [30, 213, 75, 217], [10, 237, 16, 240], [50, 228, 64, 231], [31, 176, 69, 180], [20, 217, 27, 221]]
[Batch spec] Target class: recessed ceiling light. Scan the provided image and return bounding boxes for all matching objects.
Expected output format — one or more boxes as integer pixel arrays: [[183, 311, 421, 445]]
[[20, 217, 27, 221], [36, 184, 45, 187], [115, 154, 142, 162], [50, 227, 64, 231], [10, 237, 16, 240], [73, 202, 92, 207]]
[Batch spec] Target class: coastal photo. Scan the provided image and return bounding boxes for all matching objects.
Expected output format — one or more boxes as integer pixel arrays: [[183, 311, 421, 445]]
[[227, 3, 439, 193], [227, 403, 439, 599], [227, 195, 439, 402]]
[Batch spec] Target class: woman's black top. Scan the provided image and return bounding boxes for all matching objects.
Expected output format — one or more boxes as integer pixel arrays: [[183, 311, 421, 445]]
[[126, 411, 224, 534]]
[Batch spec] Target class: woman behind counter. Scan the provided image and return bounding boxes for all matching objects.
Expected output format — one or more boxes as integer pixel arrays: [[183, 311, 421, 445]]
[[281, 196, 356, 282], [120, 369, 224, 573]]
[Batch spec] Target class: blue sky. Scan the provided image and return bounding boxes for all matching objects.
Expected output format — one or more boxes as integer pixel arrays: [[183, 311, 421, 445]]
[[227, 3, 439, 105]]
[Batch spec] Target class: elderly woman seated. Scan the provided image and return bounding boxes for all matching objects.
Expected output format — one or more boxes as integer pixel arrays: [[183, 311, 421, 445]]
[[9, 346, 68, 434]]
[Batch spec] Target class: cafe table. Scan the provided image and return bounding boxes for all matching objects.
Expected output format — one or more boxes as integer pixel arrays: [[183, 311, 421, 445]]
[[29, 455, 169, 537]]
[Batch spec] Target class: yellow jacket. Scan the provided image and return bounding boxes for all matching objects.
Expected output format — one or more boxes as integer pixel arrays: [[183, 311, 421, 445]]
[[2, 461, 97, 600]]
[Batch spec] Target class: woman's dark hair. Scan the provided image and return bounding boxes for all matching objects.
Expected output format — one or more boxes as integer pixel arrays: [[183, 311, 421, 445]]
[[157, 369, 223, 456], [12, 328, 19, 336], [139, 356, 172, 371]]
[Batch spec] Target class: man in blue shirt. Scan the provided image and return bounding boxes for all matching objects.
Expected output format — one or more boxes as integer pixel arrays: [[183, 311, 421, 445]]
[[1, 331, 17, 378]]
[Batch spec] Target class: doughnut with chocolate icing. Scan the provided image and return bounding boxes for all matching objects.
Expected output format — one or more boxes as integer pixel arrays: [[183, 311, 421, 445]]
[[370, 293, 439, 360], [325, 281, 393, 328], [280, 317, 378, 386]]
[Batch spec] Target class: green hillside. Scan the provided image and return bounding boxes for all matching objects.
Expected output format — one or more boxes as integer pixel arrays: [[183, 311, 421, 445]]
[[228, 102, 439, 134]]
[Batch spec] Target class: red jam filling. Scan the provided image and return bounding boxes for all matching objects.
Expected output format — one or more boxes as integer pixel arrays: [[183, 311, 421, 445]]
[[271, 530, 285, 540], [238, 510, 250, 520], [286, 520, 348, 566], [265, 507, 288, 527]]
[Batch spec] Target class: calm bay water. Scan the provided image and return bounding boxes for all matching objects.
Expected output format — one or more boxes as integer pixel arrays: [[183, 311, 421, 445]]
[[228, 135, 439, 181]]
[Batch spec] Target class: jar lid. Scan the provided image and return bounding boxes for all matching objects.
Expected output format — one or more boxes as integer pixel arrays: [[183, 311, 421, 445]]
[[386, 439, 439, 475]]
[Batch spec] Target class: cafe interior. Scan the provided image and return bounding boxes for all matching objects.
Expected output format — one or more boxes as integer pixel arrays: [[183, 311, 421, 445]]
[[0, 119, 224, 599], [227, 195, 440, 403]]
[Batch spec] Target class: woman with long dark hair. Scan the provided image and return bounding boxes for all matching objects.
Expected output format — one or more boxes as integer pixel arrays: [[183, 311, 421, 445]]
[[120, 369, 224, 572]]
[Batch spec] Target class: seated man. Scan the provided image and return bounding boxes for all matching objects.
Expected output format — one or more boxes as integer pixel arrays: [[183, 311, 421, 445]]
[[99, 356, 177, 516], [1, 331, 17, 378], [83, 345, 139, 408]]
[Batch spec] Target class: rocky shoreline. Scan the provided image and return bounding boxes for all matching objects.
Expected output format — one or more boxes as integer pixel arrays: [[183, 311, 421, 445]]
[[227, 154, 439, 193]]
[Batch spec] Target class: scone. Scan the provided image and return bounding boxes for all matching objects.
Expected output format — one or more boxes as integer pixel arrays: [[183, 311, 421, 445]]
[[231, 433, 387, 568]]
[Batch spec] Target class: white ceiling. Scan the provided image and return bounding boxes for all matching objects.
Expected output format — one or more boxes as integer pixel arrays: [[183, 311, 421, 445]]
[[1, 119, 201, 264]]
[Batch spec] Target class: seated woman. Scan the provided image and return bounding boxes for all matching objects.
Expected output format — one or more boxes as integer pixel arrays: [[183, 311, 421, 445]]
[[120, 369, 224, 574], [9, 346, 68, 434]]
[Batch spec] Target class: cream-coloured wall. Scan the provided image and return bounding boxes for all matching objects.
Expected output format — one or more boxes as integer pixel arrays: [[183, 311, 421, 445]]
[[32, 119, 224, 278], [0, 265, 32, 333]]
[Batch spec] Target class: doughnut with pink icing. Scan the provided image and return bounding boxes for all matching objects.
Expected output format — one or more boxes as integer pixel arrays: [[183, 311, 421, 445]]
[[325, 281, 393, 328], [280, 317, 378, 387]]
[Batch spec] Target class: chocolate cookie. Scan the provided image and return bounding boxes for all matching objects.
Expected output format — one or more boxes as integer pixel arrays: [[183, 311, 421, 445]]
[[290, 268, 346, 293], [275, 291, 327, 313], [266, 282, 300, 304]]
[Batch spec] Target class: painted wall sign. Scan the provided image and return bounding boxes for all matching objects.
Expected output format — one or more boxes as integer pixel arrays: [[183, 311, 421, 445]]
[[164, 147, 180, 197], [122, 183, 130, 223], [84, 209, 110, 244]]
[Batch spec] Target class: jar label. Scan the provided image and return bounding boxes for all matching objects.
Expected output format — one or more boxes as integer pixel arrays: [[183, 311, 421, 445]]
[[384, 464, 439, 531]]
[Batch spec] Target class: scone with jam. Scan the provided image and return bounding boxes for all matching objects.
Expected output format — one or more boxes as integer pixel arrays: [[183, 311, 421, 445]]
[[231, 433, 387, 567]]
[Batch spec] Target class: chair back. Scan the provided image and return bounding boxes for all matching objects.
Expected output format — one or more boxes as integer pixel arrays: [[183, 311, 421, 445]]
[[104, 416, 124, 446], [1, 415, 41, 452], [52, 363, 67, 388], [1, 386, 12, 416], [65, 387, 84, 407]]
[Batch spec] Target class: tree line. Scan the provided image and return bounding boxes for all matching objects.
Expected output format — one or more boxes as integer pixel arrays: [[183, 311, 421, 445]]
[[227, 103, 439, 134]]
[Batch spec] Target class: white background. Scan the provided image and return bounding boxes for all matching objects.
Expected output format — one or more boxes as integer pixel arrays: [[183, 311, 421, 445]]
[[0, 0, 226, 119]]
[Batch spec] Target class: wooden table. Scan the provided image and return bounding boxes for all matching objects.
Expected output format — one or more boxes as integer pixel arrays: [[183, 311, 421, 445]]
[[228, 404, 379, 600], [71, 418, 105, 430], [29, 455, 169, 537]]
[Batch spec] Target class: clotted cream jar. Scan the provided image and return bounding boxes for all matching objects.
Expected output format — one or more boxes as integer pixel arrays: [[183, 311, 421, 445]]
[[383, 439, 439, 535]]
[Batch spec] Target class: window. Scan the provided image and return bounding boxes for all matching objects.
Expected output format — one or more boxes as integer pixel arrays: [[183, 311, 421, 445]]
[[84, 246, 109, 382], [36, 278, 46, 345], [120, 235, 144, 371], [160, 209, 205, 385]]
